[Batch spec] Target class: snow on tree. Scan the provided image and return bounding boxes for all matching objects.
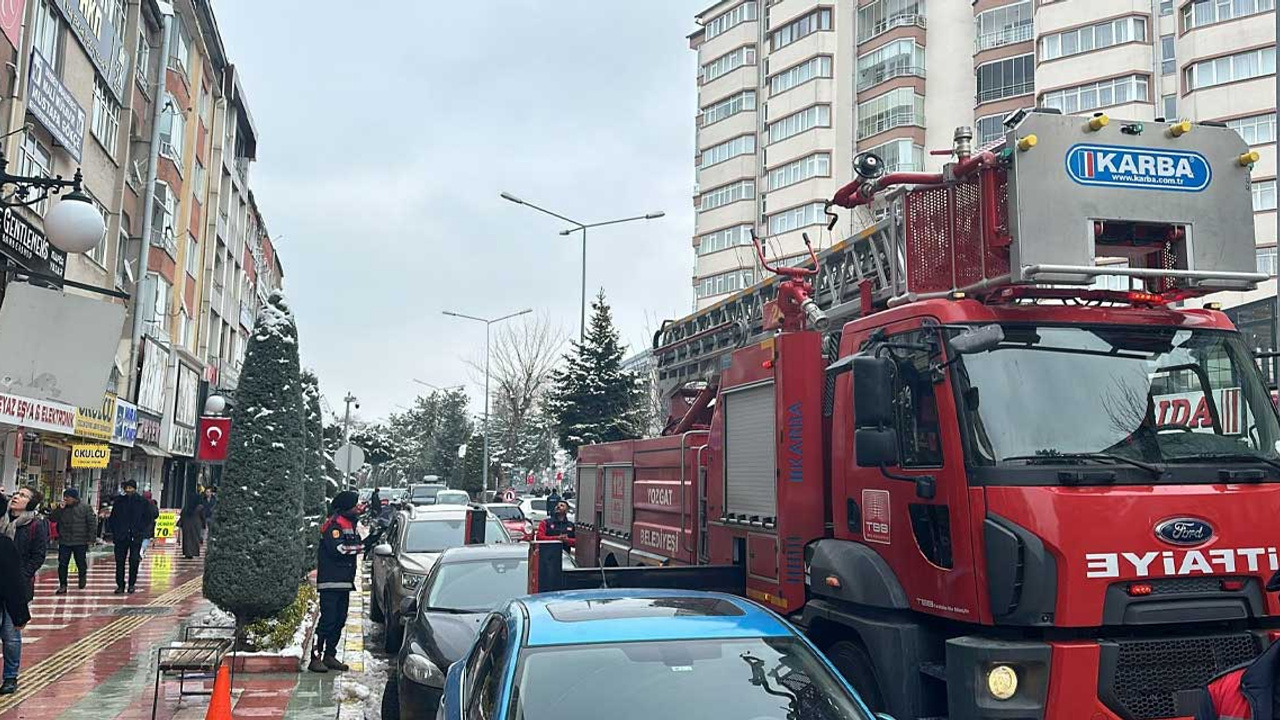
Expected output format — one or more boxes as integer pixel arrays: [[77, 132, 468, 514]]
[[204, 291, 307, 626], [300, 370, 325, 573], [547, 290, 643, 457]]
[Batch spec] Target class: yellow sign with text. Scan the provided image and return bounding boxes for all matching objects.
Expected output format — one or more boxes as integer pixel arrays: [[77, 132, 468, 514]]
[[155, 511, 177, 539], [74, 395, 116, 441], [70, 444, 111, 468]]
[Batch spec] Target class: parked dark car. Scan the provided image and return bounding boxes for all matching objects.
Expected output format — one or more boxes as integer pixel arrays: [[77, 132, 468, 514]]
[[380, 544, 572, 720]]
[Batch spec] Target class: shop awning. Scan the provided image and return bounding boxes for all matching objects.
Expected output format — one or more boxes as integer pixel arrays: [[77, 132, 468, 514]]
[[135, 444, 171, 458]]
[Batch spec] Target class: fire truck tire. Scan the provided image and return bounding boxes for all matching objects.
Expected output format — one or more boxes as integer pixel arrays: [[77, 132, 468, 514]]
[[370, 588, 385, 622], [826, 640, 886, 712]]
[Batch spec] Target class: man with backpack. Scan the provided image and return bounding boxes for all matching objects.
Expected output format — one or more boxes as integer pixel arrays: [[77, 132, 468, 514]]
[[0, 486, 48, 695]]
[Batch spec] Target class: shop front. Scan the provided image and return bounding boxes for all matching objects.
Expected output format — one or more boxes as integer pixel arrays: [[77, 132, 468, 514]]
[[161, 362, 200, 508]]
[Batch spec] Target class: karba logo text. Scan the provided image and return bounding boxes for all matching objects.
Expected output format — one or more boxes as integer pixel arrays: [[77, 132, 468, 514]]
[[1065, 144, 1212, 192]]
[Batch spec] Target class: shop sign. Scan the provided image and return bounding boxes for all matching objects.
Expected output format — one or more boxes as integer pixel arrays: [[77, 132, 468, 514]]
[[197, 416, 230, 463], [137, 411, 161, 445], [0, 391, 75, 434], [50, 0, 128, 101], [154, 511, 177, 538], [1, 207, 66, 278], [112, 398, 137, 447], [169, 424, 196, 457], [0, 0, 26, 49], [175, 364, 199, 427], [137, 337, 167, 414], [74, 393, 115, 441], [70, 443, 110, 468], [28, 49, 85, 163]]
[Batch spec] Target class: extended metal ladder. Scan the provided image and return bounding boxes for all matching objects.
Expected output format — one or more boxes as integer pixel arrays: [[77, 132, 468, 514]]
[[654, 216, 904, 399]]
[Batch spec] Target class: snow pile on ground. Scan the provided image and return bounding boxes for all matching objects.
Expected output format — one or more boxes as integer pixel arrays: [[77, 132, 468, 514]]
[[332, 649, 389, 719]]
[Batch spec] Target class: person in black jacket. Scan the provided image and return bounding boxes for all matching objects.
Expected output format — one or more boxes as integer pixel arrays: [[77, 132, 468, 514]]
[[108, 480, 150, 594], [311, 490, 363, 673], [50, 488, 96, 594], [0, 486, 45, 696], [0, 533, 32, 695], [1196, 569, 1280, 720]]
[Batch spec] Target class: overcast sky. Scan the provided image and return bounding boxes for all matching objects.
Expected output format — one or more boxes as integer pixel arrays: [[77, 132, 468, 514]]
[[213, 0, 698, 423]]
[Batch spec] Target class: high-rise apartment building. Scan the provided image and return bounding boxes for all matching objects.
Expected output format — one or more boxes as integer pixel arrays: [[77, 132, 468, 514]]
[[688, 0, 1276, 310]]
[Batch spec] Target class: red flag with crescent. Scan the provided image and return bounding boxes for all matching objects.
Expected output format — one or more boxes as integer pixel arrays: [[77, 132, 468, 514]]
[[197, 416, 232, 463]]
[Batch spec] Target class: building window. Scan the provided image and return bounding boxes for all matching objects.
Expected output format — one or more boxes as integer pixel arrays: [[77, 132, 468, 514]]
[[30, 0, 60, 66], [1257, 246, 1277, 276], [700, 45, 756, 83], [976, 54, 1034, 104], [857, 0, 924, 43], [866, 139, 924, 172], [1227, 113, 1277, 145], [169, 20, 191, 76], [135, 28, 152, 93], [18, 133, 53, 216], [91, 77, 121, 151], [159, 95, 185, 159], [770, 8, 832, 51], [1182, 0, 1274, 31], [1040, 17, 1147, 61], [1160, 0, 1174, 14], [767, 152, 831, 190], [146, 272, 171, 335], [86, 198, 108, 267], [767, 105, 831, 144], [1254, 179, 1277, 212], [186, 236, 199, 277], [857, 87, 924, 139], [769, 56, 832, 96], [696, 269, 755, 299], [700, 134, 756, 168], [857, 39, 925, 91], [705, 1, 757, 39], [1185, 47, 1276, 91], [698, 225, 754, 255], [1161, 35, 1176, 75], [1041, 75, 1150, 114], [1162, 94, 1178, 120], [115, 224, 130, 289], [976, 114, 1007, 145], [193, 160, 207, 201], [151, 181, 177, 256], [701, 90, 756, 127], [768, 202, 827, 235], [178, 308, 192, 349], [975, 1, 1033, 51], [700, 179, 756, 211]]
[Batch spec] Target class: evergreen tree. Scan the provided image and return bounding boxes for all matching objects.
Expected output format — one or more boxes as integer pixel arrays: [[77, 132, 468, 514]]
[[457, 431, 496, 497], [547, 290, 643, 457], [204, 291, 307, 626], [300, 370, 325, 574]]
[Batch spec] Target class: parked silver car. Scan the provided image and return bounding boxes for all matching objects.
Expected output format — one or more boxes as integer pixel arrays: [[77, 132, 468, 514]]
[[369, 505, 511, 652]]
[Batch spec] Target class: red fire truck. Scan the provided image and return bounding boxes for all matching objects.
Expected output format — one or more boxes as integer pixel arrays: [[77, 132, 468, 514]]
[[557, 111, 1280, 720]]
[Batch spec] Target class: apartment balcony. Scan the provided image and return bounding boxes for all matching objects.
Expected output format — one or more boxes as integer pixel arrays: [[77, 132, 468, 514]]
[[976, 23, 1033, 52], [857, 63, 925, 92], [210, 282, 224, 314], [977, 81, 1034, 105], [234, 158, 250, 184], [149, 227, 177, 258], [858, 14, 926, 45], [239, 301, 255, 329], [857, 108, 923, 141], [216, 211, 228, 242]]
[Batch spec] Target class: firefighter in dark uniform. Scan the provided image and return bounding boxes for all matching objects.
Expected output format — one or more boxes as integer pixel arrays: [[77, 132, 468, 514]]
[[1196, 569, 1280, 719], [311, 490, 363, 673]]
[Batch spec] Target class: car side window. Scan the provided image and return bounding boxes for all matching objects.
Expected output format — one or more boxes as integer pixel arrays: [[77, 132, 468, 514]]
[[891, 329, 944, 467], [386, 517, 400, 552], [465, 618, 509, 720], [463, 616, 503, 706]]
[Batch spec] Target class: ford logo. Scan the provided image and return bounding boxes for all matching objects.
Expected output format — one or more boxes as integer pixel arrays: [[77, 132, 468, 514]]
[[1065, 143, 1212, 193], [1154, 518, 1214, 546]]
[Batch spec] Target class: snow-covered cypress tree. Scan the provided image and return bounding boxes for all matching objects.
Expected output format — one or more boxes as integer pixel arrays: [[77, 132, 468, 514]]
[[204, 291, 307, 626], [547, 290, 642, 457], [300, 370, 325, 574]]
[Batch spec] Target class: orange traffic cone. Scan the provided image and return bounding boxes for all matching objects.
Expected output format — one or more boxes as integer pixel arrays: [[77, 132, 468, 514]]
[[205, 663, 234, 720]]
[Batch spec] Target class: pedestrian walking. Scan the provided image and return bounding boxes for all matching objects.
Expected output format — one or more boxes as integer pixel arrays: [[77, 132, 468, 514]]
[[50, 488, 95, 595], [310, 490, 362, 673], [0, 533, 31, 695], [140, 492, 159, 559], [178, 494, 205, 559], [107, 480, 150, 594], [0, 486, 48, 696]]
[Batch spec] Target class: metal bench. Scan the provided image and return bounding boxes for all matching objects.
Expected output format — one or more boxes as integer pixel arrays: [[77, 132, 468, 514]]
[[150, 626, 234, 720]]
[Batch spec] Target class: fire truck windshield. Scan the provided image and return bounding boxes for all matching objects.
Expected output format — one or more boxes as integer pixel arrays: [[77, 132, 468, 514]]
[[952, 325, 1280, 477]]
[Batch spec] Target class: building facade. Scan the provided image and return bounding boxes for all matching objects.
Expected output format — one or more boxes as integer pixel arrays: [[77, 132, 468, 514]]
[[688, 0, 1276, 309], [0, 0, 284, 511]]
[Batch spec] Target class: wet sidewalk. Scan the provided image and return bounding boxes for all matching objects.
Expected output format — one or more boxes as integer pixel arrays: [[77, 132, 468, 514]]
[[0, 542, 358, 720]]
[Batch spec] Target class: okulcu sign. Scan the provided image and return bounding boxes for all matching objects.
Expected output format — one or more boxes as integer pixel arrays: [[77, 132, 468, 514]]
[[1065, 144, 1212, 192]]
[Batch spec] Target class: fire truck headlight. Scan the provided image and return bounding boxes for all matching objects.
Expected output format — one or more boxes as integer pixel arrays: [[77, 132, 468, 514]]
[[986, 665, 1019, 700]]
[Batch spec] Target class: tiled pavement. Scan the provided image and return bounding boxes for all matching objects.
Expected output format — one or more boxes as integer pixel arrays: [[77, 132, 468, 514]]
[[0, 542, 379, 720]]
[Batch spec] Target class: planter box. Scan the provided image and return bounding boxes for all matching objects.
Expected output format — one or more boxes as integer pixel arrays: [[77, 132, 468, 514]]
[[221, 601, 320, 674]]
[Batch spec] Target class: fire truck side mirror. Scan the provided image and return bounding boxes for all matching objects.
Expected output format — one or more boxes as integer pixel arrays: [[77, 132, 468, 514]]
[[852, 356, 895, 428], [950, 323, 1005, 355], [855, 428, 900, 467]]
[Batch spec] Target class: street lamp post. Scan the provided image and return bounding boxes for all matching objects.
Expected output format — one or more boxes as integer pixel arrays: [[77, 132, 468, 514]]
[[442, 308, 532, 495], [412, 379, 465, 393], [500, 192, 663, 344]]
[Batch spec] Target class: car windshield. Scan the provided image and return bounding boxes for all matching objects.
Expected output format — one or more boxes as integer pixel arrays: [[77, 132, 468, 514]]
[[953, 325, 1280, 471], [526, 499, 547, 513], [511, 637, 872, 720], [403, 518, 508, 553], [488, 506, 524, 521], [424, 558, 528, 612], [410, 486, 442, 503], [435, 490, 470, 505]]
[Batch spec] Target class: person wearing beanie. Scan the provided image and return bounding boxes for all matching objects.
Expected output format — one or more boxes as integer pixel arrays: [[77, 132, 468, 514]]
[[107, 480, 150, 594], [50, 488, 95, 595], [311, 490, 363, 673]]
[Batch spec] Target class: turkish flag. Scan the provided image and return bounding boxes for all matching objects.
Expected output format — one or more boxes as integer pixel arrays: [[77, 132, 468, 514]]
[[197, 416, 232, 463]]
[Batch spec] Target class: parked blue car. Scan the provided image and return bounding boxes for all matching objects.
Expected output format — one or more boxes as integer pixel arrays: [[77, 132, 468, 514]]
[[437, 588, 881, 720]]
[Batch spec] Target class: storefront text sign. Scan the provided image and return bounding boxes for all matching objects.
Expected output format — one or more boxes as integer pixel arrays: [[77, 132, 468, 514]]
[[112, 398, 137, 447], [74, 393, 115, 441], [51, 0, 128, 101], [70, 443, 110, 468], [0, 0, 26, 48], [169, 425, 196, 457], [1, 207, 66, 278], [136, 411, 161, 446], [28, 50, 86, 163], [0, 391, 75, 434]]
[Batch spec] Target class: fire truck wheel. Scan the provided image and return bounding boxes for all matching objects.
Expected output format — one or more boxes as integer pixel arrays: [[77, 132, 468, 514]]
[[370, 588, 385, 622], [826, 640, 885, 712]]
